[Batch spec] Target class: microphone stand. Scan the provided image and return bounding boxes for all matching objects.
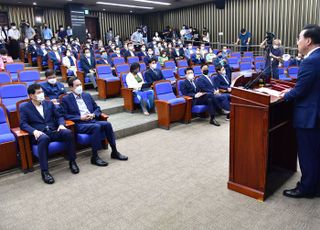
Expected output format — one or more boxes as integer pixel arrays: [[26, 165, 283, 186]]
[[244, 64, 272, 89]]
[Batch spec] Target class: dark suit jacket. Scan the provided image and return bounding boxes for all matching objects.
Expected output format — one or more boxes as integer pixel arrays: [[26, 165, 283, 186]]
[[197, 75, 217, 92], [213, 74, 231, 90], [171, 49, 185, 59], [48, 51, 62, 65], [284, 48, 320, 128], [191, 54, 205, 65], [28, 45, 38, 57], [143, 55, 158, 65], [20, 100, 64, 134], [180, 79, 199, 98], [124, 50, 136, 61], [144, 68, 164, 84], [80, 55, 96, 75], [40, 81, 66, 100], [97, 58, 114, 67], [61, 93, 102, 123], [37, 49, 48, 61]]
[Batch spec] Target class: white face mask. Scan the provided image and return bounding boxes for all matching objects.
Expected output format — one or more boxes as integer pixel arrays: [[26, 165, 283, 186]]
[[36, 93, 45, 102], [116, 50, 120, 54], [66, 53, 71, 57], [12, 26, 16, 30], [273, 45, 279, 49], [74, 86, 83, 95], [141, 48, 146, 52], [48, 78, 57, 85], [186, 73, 195, 81], [148, 51, 153, 55], [150, 63, 157, 69], [52, 47, 58, 51], [85, 53, 91, 58]]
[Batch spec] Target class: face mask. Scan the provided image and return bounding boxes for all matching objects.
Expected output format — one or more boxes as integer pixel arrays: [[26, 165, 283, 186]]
[[12, 26, 16, 29], [74, 86, 82, 95], [101, 54, 109, 59], [66, 53, 71, 57], [111, 46, 115, 50], [133, 69, 139, 74], [148, 51, 153, 55], [196, 51, 201, 55], [4, 27, 8, 30], [52, 47, 58, 51], [296, 57, 301, 60], [45, 26, 48, 29], [41, 46, 45, 49], [52, 40, 56, 44], [85, 53, 91, 58], [141, 48, 146, 52], [36, 93, 45, 102], [188, 46, 192, 50], [203, 70, 209, 75], [150, 63, 157, 69], [162, 54, 166, 57], [186, 73, 194, 81], [273, 45, 279, 49], [116, 50, 120, 54], [221, 70, 226, 75], [48, 78, 57, 84], [201, 47, 205, 50], [129, 46, 134, 50], [153, 41, 157, 45]]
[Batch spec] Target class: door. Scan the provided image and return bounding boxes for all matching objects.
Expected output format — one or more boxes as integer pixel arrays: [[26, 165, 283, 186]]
[[85, 16, 100, 40], [0, 11, 9, 27]]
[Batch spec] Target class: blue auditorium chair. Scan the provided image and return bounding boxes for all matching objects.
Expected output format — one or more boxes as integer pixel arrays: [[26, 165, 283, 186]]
[[18, 70, 41, 86], [0, 104, 18, 171], [288, 66, 299, 79], [279, 67, 291, 81], [96, 64, 121, 99], [161, 69, 176, 82], [239, 62, 253, 71], [177, 59, 188, 68], [243, 52, 254, 58], [139, 62, 146, 72], [255, 61, 265, 72], [230, 52, 241, 59], [115, 63, 130, 77], [75, 60, 91, 89], [164, 60, 177, 72], [0, 72, 12, 84], [0, 83, 28, 128], [153, 81, 188, 129], [254, 56, 265, 62], [241, 57, 253, 63], [16, 99, 75, 170], [192, 65, 202, 77], [176, 79, 207, 122], [227, 57, 240, 70], [178, 67, 187, 78], [4, 62, 25, 82], [112, 57, 125, 66], [127, 56, 140, 65], [208, 65, 216, 76]]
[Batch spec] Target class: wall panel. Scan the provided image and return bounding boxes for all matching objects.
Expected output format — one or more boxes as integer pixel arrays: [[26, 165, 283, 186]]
[[142, 0, 320, 47]]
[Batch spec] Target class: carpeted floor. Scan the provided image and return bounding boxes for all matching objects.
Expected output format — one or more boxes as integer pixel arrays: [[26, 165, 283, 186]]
[[0, 118, 319, 230]]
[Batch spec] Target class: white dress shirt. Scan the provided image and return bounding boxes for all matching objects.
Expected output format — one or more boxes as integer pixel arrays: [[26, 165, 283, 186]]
[[304, 47, 320, 59], [204, 75, 213, 85], [73, 93, 90, 116], [34, 103, 44, 118], [126, 72, 144, 91], [8, 28, 20, 40]]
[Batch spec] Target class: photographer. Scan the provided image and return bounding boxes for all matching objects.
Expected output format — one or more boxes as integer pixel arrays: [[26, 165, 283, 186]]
[[260, 36, 284, 80]]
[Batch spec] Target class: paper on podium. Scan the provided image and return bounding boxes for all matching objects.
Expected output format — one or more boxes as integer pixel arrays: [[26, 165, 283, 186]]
[[254, 87, 282, 97]]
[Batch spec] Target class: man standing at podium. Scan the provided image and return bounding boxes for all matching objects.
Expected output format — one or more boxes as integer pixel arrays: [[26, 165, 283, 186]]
[[281, 24, 320, 198]]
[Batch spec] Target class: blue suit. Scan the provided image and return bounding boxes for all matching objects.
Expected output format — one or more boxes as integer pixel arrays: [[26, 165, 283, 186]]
[[180, 79, 219, 116], [61, 93, 116, 155], [48, 51, 62, 70], [97, 57, 114, 67], [213, 73, 231, 91], [143, 55, 158, 65], [191, 54, 205, 65], [37, 49, 48, 64], [19, 100, 76, 171], [284, 48, 320, 194], [80, 55, 97, 88], [144, 68, 164, 84], [197, 75, 230, 111], [40, 81, 66, 100]]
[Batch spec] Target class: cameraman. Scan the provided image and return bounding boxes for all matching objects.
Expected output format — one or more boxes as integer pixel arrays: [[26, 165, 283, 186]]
[[260, 38, 284, 80]]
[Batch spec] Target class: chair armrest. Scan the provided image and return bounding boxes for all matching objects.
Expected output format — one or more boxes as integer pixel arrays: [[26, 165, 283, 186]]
[[65, 120, 75, 127], [182, 96, 192, 123], [11, 127, 29, 137], [99, 113, 109, 121]]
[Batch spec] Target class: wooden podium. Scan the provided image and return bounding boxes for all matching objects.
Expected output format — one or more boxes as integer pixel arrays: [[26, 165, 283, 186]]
[[228, 80, 298, 201]]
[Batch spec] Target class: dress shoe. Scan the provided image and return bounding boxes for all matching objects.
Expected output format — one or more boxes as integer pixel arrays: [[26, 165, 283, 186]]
[[69, 161, 80, 174], [91, 156, 108, 167], [210, 118, 220, 126], [225, 113, 230, 121], [283, 187, 314, 198], [41, 171, 55, 184], [111, 151, 128, 161]]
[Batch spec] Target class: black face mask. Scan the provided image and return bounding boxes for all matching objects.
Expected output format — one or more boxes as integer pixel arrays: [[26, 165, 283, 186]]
[[203, 70, 209, 75]]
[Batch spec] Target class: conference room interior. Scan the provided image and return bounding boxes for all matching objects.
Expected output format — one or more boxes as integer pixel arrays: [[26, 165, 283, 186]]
[[0, 0, 319, 229]]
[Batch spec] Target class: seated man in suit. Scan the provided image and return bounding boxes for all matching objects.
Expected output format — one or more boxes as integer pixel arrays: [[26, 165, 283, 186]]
[[124, 42, 137, 61], [191, 47, 205, 65], [37, 43, 48, 65], [137, 44, 148, 60], [41, 69, 66, 103], [110, 46, 122, 58], [197, 64, 230, 120], [213, 65, 232, 93], [171, 44, 184, 61], [143, 48, 158, 65], [181, 68, 220, 126], [61, 77, 128, 167], [97, 50, 114, 67], [144, 58, 164, 84], [20, 83, 79, 184], [27, 39, 38, 60], [80, 48, 97, 89], [48, 44, 62, 71]]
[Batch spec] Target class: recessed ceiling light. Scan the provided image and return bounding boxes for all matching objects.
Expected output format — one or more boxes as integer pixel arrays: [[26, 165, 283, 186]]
[[96, 1, 154, 9], [103, 9, 106, 11], [130, 10, 133, 13], [33, 2, 37, 5], [132, 0, 171, 6], [67, 0, 73, 1]]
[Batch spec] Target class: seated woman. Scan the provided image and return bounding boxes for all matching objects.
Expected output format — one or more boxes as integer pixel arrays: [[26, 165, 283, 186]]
[[0, 48, 14, 70], [125, 62, 154, 116], [158, 50, 169, 67], [62, 49, 77, 77], [206, 47, 216, 64]]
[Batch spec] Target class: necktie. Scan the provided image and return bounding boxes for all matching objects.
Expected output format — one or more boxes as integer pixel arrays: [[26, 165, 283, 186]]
[[222, 75, 229, 85]]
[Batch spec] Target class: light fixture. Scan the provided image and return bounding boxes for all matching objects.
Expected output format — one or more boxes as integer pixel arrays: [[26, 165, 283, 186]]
[[33, 2, 37, 5], [103, 9, 106, 11], [35, 16, 42, 23], [132, 0, 171, 6], [130, 10, 133, 13], [96, 2, 154, 9]]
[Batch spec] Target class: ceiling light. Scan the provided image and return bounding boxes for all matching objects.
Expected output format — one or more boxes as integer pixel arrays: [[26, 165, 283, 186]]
[[132, 0, 171, 6], [33, 2, 37, 5], [96, 2, 154, 9], [103, 9, 106, 11], [130, 11, 133, 13]]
